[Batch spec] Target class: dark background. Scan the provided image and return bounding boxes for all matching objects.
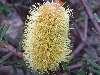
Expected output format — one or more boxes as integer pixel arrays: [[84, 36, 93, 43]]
[[0, 0, 100, 75]]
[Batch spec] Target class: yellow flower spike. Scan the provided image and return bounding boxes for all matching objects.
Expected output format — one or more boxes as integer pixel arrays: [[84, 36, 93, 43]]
[[22, 1, 73, 73]]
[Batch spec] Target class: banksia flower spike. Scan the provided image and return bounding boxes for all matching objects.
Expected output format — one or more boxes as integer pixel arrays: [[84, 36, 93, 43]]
[[22, 1, 73, 73]]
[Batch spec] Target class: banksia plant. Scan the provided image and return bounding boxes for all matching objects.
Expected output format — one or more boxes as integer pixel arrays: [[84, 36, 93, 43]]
[[1, 0, 100, 75], [22, 1, 72, 73]]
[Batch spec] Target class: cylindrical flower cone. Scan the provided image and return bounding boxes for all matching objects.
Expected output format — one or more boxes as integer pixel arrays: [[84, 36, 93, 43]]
[[22, 1, 72, 73]]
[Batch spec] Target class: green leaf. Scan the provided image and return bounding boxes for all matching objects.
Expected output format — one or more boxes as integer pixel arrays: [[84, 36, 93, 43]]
[[0, 24, 5, 34], [89, 0, 94, 5], [92, 28, 100, 36], [78, 69, 85, 75], [64, 73, 68, 75], [68, 58, 82, 66], [78, 6, 84, 10], [90, 67, 100, 74], [12, 29, 23, 45], [75, 17, 85, 22], [2, 10, 9, 17], [4, 34, 9, 45], [3, 5, 10, 12], [0, 1, 10, 17], [0, 6, 3, 12], [11, 0, 20, 11], [3, 59, 23, 66], [62, 61, 71, 75], [21, 65, 27, 75], [59, 62, 63, 73], [85, 49, 100, 60], [23, 0, 29, 2], [75, 60, 87, 75], [81, 59, 87, 75], [0, 1, 4, 6], [0, 40, 4, 48], [17, 36, 23, 52], [0, 23, 10, 40], [12, 64, 17, 75], [17, 44, 22, 52], [85, 57, 100, 69], [0, 53, 12, 64], [96, 43, 100, 47], [93, 13, 100, 22]]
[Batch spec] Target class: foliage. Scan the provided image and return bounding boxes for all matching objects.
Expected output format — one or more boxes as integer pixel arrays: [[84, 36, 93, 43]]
[[0, 1, 10, 17], [0, 0, 100, 75]]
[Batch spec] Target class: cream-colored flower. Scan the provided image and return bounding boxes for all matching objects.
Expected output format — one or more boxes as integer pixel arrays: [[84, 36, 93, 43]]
[[22, 1, 72, 73]]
